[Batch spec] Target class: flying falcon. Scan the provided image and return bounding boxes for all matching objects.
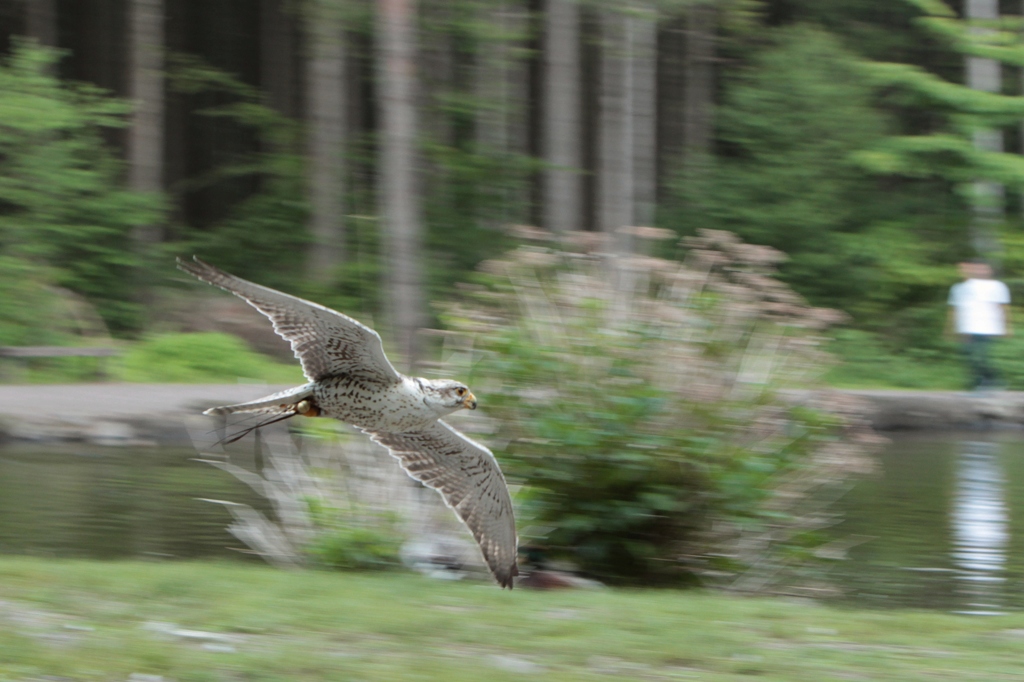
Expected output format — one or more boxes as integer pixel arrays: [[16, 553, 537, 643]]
[[177, 257, 518, 588]]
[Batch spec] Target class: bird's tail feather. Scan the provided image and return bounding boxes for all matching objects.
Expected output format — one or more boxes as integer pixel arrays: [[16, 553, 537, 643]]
[[203, 385, 316, 445], [218, 410, 301, 445], [203, 384, 315, 416]]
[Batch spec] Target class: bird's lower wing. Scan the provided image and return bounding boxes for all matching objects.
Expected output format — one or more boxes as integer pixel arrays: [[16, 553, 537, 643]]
[[177, 256, 402, 385], [363, 421, 519, 588]]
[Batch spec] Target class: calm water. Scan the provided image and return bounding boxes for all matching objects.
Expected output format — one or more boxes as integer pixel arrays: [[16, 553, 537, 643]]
[[1, 434, 1023, 610], [833, 432, 1024, 612], [0, 444, 266, 561]]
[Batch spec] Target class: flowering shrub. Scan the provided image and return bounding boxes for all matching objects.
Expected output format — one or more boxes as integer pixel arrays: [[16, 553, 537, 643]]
[[443, 229, 879, 588]]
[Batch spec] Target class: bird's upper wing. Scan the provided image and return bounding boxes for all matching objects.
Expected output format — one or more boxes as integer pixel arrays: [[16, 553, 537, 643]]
[[364, 420, 519, 588], [177, 257, 402, 385]]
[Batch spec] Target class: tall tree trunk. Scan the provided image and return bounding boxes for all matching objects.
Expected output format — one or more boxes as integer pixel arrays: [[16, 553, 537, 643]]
[[966, 0, 1003, 260], [543, 0, 582, 234], [682, 2, 715, 182], [261, 0, 297, 119], [420, 0, 454, 148], [25, 0, 57, 46], [378, 0, 424, 371], [304, 0, 346, 283], [631, 2, 657, 228], [598, 8, 632, 253], [657, 19, 686, 207], [476, 1, 529, 229], [128, 0, 165, 252]]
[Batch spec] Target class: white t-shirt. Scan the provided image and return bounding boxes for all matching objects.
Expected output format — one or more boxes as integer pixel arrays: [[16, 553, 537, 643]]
[[948, 278, 1011, 335]]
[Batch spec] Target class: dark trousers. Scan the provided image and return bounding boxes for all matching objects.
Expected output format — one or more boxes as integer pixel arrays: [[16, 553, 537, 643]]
[[964, 334, 998, 389]]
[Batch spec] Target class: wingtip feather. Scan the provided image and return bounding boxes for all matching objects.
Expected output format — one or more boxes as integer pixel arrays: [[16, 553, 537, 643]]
[[496, 561, 519, 589], [176, 255, 218, 280]]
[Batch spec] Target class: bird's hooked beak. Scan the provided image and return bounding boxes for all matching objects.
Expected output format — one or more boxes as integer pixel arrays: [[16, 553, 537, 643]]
[[463, 392, 478, 410]]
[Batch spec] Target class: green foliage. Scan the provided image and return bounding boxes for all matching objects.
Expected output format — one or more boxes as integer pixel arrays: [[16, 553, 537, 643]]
[[825, 328, 966, 389], [167, 55, 310, 290], [117, 332, 304, 383], [418, 0, 533, 298], [853, 1, 1024, 190], [306, 502, 404, 572], [674, 23, 972, 367], [988, 328, 1024, 390], [0, 258, 67, 347], [423, 140, 527, 293], [678, 26, 958, 314], [0, 40, 162, 334], [769, 0, 938, 62], [826, 320, 1024, 391], [445, 232, 875, 587]]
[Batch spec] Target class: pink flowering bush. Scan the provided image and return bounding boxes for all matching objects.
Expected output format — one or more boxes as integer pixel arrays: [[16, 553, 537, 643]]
[[443, 229, 879, 589]]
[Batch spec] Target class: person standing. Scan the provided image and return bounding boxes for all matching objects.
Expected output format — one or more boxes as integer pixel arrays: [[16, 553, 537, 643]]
[[947, 260, 1012, 390]]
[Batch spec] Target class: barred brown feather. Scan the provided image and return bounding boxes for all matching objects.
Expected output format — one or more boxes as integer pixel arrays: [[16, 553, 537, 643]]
[[364, 422, 519, 588], [176, 257, 401, 384]]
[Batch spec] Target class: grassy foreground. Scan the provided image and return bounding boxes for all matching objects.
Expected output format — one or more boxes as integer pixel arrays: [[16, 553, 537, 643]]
[[1, 559, 1023, 682]]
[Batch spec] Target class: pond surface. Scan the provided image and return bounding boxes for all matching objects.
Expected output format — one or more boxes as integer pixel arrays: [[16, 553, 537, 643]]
[[0, 444, 266, 561], [1, 434, 1023, 611], [833, 432, 1024, 612]]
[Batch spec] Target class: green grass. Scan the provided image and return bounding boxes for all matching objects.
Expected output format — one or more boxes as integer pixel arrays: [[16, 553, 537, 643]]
[[1, 558, 1023, 681], [823, 329, 967, 390], [824, 326, 1024, 391], [6, 333, 305, 384], [116, 333, 304, 383]]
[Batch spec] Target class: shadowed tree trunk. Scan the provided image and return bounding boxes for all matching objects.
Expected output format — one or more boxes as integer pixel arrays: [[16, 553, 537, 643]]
[[682, 2, 715, 182], [598, 8, 632, 252], [598, 3, 656, 252], [261, 0, 297, 118], [304, 0, 346, 283], [25, 0, 56, 46], [476, 1, 529, 229], [128, 0, 165, 252], [966, 0, 1003, 260], [631, 2, 656, 228], [420, 0, 454, 148], [378, 0, 424, 371], [657, 19, 685, 205], [543, 0, 582, 234]]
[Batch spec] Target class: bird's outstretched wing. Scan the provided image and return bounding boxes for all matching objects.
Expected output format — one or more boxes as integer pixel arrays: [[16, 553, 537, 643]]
[[177, 257, 402, 385], [364, 421, 519, 588]]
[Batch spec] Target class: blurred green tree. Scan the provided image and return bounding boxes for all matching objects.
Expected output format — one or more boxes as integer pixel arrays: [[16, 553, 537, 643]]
[[676, 25, 968, 358], [0, 40, 162, 335], [167, 54, 310, 291], [855, 0, 1024, 190]]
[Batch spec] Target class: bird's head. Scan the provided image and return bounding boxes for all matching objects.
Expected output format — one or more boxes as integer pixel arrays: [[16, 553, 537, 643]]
[[419, 378, 477, 415]]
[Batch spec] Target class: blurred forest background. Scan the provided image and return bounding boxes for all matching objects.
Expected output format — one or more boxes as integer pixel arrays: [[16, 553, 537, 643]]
[[5, 0, 1024, 387]]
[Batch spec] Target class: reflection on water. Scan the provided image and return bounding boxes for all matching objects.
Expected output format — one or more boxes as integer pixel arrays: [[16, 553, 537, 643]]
[[951, 442, 1009, 615], [833, 431, 1024, 611]]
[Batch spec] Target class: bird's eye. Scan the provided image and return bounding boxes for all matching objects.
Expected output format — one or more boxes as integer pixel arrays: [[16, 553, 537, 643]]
[[456, 387, 466, 397]]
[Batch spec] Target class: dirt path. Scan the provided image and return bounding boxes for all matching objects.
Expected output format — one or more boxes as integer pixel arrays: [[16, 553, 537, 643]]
[[0, 383, 289, 420], [0, 383, 290, 445]]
